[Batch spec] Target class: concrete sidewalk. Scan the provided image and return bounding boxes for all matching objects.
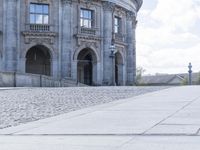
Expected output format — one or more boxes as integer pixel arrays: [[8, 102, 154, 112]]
[[1, 86, 200, 150]]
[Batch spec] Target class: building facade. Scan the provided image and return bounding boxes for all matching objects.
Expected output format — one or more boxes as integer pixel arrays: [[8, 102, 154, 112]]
[[0, 0, 142, 86]]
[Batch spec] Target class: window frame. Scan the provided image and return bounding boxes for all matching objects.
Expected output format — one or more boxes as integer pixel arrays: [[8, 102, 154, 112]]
[[114, 16, 122, 34], [80, 8, 94, 29], [29, 3, 49, 25]]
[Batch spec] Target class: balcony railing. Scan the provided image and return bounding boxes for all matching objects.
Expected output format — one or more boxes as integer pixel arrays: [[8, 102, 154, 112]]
[[26, 24, 52, 32]]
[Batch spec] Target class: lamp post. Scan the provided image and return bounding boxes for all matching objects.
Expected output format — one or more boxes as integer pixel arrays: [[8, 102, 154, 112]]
[[188, 62, 192, 85], [110, 44, 116, 86]]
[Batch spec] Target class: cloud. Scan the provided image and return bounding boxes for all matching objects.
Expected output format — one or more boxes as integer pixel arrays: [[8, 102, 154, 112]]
[[138, 43, 200, 74], [151, 0, 200, 32], [137, 27, 200, 49], [136, 0, 200, 75]]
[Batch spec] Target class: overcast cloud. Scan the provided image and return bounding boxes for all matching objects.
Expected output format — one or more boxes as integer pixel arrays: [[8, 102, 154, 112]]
[[136, 0, 200, 75]]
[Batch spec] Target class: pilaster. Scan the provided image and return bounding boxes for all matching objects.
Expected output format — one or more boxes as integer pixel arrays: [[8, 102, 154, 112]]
[[126, 11, 137, 85], [102, 1, 115, 85], [3, 0, 18, 72], [61, 0, 72, 78]]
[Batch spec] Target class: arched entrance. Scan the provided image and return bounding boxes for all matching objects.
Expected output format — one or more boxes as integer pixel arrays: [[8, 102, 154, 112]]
[[115, 52, 124, 85], [77, 48, 97, 85], [26, 45, 51, 76]]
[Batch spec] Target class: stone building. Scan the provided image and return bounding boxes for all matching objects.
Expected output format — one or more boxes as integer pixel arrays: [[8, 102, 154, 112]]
[[0, 0, 142, 86]]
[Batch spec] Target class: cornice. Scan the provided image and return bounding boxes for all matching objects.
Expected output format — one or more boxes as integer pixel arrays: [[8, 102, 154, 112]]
[[101, 0, 142, 15], [102, 1, 115, 11], [135, 0, 143, 11], [22, 31, 57, 37], [61, 0, 72, 5], [75, 34, 102, 41]]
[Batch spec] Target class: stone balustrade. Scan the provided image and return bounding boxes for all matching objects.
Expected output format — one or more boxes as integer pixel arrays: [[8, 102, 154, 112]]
[[27, 24, 52, 32]]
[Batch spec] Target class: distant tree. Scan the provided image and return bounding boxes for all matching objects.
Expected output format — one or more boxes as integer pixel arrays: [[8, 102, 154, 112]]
[[181, 77, 188, 85], [135, 67, 146, 85]]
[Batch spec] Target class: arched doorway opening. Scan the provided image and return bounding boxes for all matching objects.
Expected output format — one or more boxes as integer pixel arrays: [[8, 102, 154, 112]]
[[77, 48, 97, 86], [26, 45, 51, 76], [115, 52, 124, 85]]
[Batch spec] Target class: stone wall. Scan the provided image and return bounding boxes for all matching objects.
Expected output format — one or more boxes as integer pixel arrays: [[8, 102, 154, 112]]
[[0, 72, 84, 87]]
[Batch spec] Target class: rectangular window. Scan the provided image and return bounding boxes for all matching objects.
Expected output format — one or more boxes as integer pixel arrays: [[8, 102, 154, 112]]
[[80, 9, 94, 28], [114, 17, 122, 34], [30, 3, 49, 24]]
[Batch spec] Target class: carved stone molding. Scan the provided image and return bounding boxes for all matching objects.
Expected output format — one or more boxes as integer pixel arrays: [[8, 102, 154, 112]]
[[78, 0, 94, 8], [126, 11, 136, 21], [76, 34, 101, 47], [81, 41, 99, 49], [126, 11, 137, 27], [102, 1, 115, 11], [115, 7, 126, 17], [62, 0, 72, 5], [22, 32, 57, 45], [36, 0, 49, 3]]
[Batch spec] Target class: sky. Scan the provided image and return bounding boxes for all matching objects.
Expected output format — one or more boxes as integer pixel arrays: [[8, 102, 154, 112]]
[[136, 0, 200, 75]]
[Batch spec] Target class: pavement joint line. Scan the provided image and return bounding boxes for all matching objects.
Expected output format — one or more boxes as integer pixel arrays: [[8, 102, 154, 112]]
[[195, 128, 200, 135], [0, 87, 36, 92], [160, 123, 200, 126], [115, 136, 137, 149], [142, 95, 200, 135], [0, 133, 200, 137]]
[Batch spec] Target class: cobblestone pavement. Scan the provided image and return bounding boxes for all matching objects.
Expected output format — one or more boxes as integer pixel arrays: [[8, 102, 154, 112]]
[[0, 86, 169, 129]]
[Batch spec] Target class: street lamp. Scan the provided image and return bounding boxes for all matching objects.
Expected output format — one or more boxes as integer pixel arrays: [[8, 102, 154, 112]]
[[188, 62, 192, 85], [110, 44, 116, 86]]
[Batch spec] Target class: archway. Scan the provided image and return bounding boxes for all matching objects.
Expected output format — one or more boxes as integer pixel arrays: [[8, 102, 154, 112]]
[[26, 45, 51, 76], [77, 48, 97, 85], [115, 52, 124, 85]]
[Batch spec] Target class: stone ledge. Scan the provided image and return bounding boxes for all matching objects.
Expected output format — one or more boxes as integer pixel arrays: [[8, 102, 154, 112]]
[[75, 34, 102, 41], [22, 31, 57, 45], [22, 31, 57, 37]]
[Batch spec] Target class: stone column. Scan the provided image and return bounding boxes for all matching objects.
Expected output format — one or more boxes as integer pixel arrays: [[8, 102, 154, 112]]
[[102, 1, 115, 85], [61, 0, 72, 78], [3, 0, 18, 72], [126, 11, 136, 85]]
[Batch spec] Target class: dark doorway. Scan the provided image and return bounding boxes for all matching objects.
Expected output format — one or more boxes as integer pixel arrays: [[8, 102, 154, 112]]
[[77, 49, 97, 86], [115, 52, 123, 86], [115, 60, 119, 85], [83, 54, 93, 85], [26, 45, 51, 76]]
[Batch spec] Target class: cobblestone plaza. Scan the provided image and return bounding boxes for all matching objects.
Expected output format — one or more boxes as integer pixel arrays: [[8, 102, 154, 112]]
[[0, 86, 166, 129]]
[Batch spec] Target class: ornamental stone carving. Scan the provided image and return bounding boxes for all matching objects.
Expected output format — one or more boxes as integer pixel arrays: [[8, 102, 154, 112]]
[[102, 1, 115, 11], [126, 11, 136, 21], [62, 0, 72, 5], [22, 32, 57, 45]]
